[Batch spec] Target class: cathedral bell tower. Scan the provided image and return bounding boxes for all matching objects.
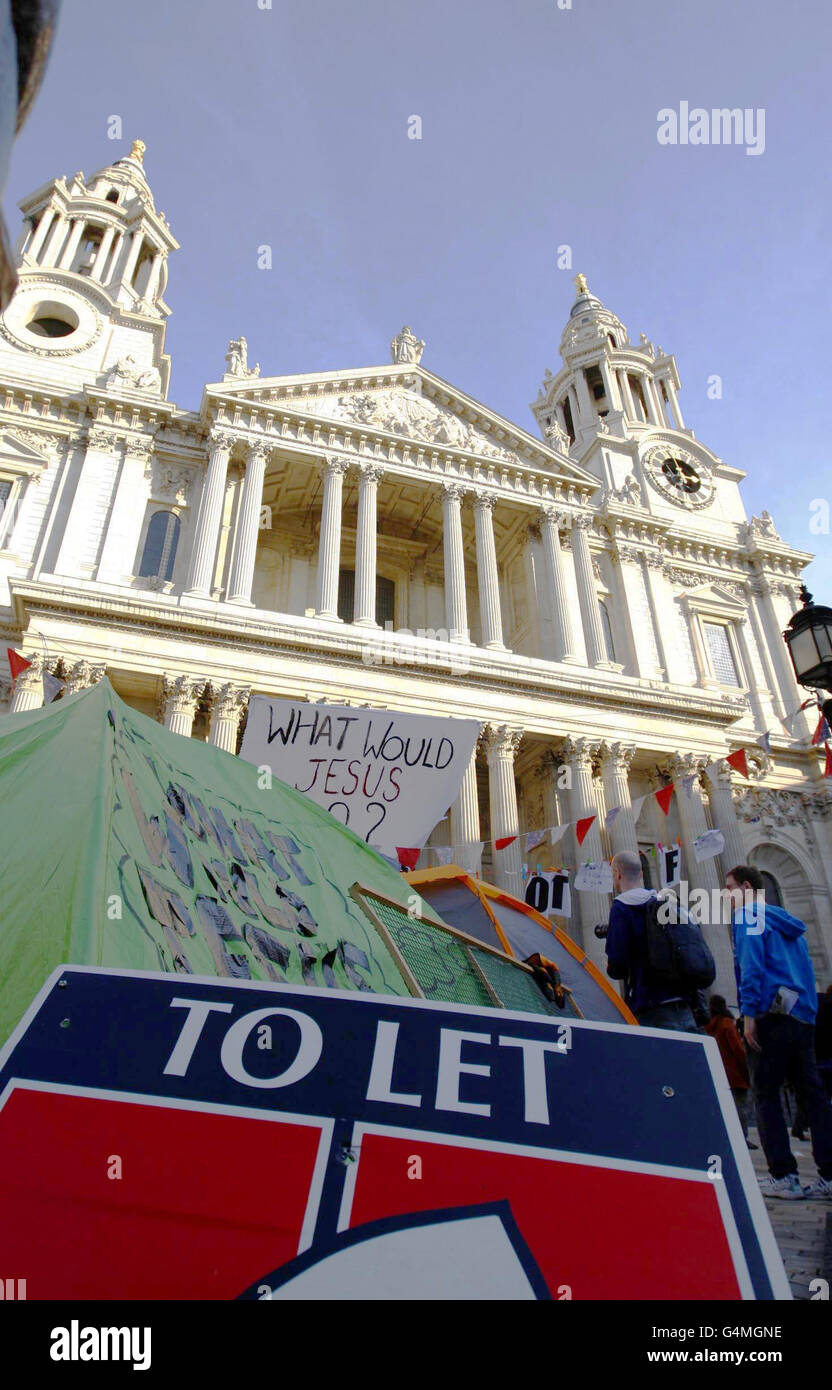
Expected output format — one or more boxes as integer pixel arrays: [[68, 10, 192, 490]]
[[531, 274, 688, 486], [0, 140, 178, 397]]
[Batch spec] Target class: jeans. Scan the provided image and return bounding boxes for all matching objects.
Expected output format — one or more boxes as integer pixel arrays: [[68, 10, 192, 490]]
[[636, 1000, 698, 1032], [750, 1014, 832, 1180], [732, 1087, 751, 1139]]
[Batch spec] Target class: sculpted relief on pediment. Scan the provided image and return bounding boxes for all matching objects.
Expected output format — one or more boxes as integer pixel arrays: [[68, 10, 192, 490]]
[[287, 388, 517, 462]]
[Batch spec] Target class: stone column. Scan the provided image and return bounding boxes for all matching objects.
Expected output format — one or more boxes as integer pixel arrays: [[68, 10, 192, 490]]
[[27, 204, 56, 261], [441, 483, 469, 643], [450, 732, 483, 876], [539, 507, 577, 661], [571, 514, 607, 667], [59, 218, 86, 270], [143, 252, 165, 304], [41, 213, 68, 267], [599, 359, 622, 411], [573, 370, 595, 426], [185, 429, 235, 598], [484, 725, 523, 891], [755, 578, 807, 725], [96, 435, 155, 584], [121, 229, 144, 288], [641, 374, 663, 426], [666, 753, 735, 996], [665, 378, 685, 430], [227, 442, 269, 605], [9, 653, 46, 712], [641, 555, 673, 680], [561, 736, 609, 967], [208, 683, 250, 752], [472, 491, 505, 649], [599, 742, 639, 855], [704, 761, 749, 878], [90, 225, 116, 281], [746, 584, 786, 721], [160, 675, 203, 738], [619, 370, 636, 420], [354, 463, 383, 626], [315, 456, 348, 619]]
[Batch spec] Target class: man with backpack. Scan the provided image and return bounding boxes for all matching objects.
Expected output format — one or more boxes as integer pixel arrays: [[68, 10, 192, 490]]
[[605, 850, 716, 1031], [725, 864, 832, 1201]]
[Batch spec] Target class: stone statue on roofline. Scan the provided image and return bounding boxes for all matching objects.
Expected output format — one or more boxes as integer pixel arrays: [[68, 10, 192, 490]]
[[224, 336, 260, 379], [391, 325, 425, 365]]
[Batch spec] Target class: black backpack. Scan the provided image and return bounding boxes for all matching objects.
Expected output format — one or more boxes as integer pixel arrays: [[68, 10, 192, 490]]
[[642, 893, 716, 991]]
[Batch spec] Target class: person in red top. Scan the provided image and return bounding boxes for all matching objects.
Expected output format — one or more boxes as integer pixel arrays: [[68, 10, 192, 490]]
[[706, 994, 757, 1149]]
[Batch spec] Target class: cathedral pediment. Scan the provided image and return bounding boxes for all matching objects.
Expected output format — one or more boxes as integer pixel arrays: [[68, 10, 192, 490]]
[[0, 431, 52, 469], [208, 363, 599, 486], [677, 581, 747, 615]]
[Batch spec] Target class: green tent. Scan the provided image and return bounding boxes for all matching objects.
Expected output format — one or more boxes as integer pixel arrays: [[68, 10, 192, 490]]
[[0, 679, 423, 1043]]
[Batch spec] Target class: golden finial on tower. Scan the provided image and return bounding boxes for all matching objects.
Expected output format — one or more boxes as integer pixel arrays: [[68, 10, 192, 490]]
[[129, 139, 146, 164], [574, 272, 589, 295]]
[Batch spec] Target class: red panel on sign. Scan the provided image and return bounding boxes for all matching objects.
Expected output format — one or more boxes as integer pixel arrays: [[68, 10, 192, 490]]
[[348, 1133, 742, 1300], [0, 1087, 323, 1299]]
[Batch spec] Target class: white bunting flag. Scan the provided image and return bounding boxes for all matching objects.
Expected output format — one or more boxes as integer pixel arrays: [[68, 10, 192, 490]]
[[757, 731, 772, 754], [630, 795, 646, 824], [433, 846, 455, 866], [693, 828, 725, 863], [681, 774, 696, 800], [604, 806, 622, 829], [549, 824, 569, 846], [42, 673, 65, 704], [525, 828, 547, 853]]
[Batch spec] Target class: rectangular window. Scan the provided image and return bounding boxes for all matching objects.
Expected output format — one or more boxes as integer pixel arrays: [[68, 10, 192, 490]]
[[0, 478, 14, 544], [703, 622, 740, 686]]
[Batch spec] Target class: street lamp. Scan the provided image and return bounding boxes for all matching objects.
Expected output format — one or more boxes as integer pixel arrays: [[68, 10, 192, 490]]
[[783, 585, 832, 725]]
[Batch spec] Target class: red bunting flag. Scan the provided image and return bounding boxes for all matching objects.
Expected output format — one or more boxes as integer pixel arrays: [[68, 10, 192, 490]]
[[812, 714, 832, 746], [654, 783, 674, 815], [575, 815, 595, 846], [494, 835, 517, 851], [395, 848, 421, 871], [825, 745, 832, 779], [6, 648, 31, 685], [725, 748, 750, 778]]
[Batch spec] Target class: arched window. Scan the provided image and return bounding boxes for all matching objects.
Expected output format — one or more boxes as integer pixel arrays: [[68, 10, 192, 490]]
[[105, 189, 119, 204], [598, 600, 616, 662], [139, 510, 180, 582], [337, 569, 395, 626], [760, 871, 783, 908]]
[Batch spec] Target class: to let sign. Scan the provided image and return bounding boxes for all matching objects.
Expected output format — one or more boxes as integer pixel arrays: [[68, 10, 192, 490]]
[[0, 966, 788, 1300]]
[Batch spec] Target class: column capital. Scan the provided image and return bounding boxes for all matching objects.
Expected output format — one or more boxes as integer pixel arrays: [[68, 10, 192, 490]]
[[13, 651, 46, 692], [208, 427, 237, 452], [561, 734, 602, 769], [470, 488, 496, 513], [572, 511, 595, 532], [540, 504, 570, 528], [598, 740, 637, 773], [320, 454, 349, 478], [65, 659, 107, 694], [209, 681, 251, 721], [483, 723, 523, 761], [355, 460, 384, 483], [662, 751, 708, 782], [244, 440, 271, 467], [160, 674, 205, 718], [440, 480, 466, 504]]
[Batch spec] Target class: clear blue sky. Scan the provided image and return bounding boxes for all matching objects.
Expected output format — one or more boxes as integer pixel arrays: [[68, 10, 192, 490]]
[[5, 0, 831, 598]]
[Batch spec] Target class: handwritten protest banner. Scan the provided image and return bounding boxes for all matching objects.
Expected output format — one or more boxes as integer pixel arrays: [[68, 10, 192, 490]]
[[240, 698, 479, 855]]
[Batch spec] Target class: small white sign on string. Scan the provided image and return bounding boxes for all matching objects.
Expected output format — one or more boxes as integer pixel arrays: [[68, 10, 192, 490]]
[[693, 828, 725, 863], [574, 861, 614, 894]]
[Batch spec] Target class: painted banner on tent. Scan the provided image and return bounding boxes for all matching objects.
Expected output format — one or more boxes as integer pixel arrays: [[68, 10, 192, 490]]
[[240, 698, 479, 853], [0, 966, 788, 1300]]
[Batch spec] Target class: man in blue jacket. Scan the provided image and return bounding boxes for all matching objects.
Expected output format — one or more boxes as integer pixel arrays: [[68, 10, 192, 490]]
[[726, 864, 832, 1201], [605, 850, 699, 1032]]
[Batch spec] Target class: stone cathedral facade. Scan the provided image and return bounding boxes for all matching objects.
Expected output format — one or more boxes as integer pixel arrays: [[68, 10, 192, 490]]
[[1, 140, 830, 999]]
